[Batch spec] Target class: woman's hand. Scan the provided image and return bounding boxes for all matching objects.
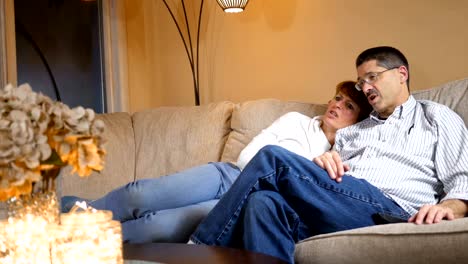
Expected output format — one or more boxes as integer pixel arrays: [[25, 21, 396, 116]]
[[313, 151, 349, 182]]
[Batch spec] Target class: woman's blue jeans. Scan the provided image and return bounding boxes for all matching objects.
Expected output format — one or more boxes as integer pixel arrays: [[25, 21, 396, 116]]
[[63, 162, 240, 243], [190, 146, 410, 263]]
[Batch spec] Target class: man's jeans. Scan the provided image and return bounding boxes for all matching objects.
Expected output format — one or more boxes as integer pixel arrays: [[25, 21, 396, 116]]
[[190, 146, 410, 263]]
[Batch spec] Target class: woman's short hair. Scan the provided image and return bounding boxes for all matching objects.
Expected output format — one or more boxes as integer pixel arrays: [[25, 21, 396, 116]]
[[335, 80, 373, 121]]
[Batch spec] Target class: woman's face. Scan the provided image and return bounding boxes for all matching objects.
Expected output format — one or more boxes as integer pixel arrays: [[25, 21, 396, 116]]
[[322, 92, 361, 131]]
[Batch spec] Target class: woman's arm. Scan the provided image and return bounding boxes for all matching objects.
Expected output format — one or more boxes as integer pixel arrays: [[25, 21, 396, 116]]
[[236, 112, 315, 170]]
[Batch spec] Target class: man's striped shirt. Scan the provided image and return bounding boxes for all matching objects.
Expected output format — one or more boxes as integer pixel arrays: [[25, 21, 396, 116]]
[[335, 96, 468, 215]]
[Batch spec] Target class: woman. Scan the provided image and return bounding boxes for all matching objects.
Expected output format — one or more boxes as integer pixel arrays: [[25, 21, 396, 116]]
[[62, 80, 372, 243]]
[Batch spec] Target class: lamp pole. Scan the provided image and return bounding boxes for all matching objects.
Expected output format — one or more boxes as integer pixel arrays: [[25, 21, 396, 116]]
[[162, 0, 203, 106]]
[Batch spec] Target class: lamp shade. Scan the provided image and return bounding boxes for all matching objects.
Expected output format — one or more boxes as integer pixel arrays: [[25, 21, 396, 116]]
[[216, 0, 249, 13]]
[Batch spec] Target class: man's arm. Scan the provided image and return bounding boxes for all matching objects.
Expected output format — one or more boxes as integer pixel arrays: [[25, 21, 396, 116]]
[[408, 199, 468, 224], [415, 106, 468, 224]]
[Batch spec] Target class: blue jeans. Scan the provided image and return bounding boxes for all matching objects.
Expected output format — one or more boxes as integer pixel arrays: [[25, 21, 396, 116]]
[[62, 162, 240, 243], [190, 146, 410, 263]]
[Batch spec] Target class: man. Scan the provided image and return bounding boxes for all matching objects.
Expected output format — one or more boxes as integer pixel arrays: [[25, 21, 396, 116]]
[[190, 46, 468, 263]]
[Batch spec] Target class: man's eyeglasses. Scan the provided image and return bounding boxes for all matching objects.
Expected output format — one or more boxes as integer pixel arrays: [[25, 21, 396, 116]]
[[355, 67, 399, 91]]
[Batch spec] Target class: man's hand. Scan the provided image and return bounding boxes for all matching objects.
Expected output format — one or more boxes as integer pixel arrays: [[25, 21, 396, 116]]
[[313, 151, 349, 182], [408, 204, 454, 224], [408, 199, 468, 224]]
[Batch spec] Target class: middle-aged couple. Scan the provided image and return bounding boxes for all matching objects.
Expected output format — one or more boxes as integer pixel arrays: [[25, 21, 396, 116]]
[[63, 46, 468, 263]]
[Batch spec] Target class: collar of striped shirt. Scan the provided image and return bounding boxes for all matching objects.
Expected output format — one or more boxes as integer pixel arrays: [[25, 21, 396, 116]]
[[369, 96, 417, 122]]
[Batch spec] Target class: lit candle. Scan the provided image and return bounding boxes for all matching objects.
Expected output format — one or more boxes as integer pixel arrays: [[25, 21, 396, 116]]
[[52, 210, 123, 264], [1, 214, 52, 264]]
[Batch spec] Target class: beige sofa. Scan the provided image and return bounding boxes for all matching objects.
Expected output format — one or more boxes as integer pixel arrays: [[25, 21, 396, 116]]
[[59, 78, 468, 264]]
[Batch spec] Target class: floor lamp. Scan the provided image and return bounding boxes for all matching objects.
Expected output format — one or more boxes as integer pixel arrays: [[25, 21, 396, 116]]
[[162, 0, 249, 106]]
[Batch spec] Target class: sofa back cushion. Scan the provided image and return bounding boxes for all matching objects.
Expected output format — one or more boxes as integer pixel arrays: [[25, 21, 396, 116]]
[[59, 112, 136, 199], [221, 99, 327, 164], [133, 101, 235, 180], [412, 77, 468, 125]]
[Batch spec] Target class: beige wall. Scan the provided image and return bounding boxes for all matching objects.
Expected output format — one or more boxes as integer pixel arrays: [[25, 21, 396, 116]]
[[124, 0, 468, 112]]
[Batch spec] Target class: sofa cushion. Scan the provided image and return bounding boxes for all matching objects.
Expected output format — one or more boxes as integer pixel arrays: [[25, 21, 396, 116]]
[[295, 217, 468, 264], [221, 99, 327, 164], [59, 112, 136, 199], [412, 77, 468, 125], [132, 101, 235, 180]]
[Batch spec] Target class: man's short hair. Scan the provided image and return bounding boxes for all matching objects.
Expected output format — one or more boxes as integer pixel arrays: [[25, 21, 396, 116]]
[[355, 46, 410, 89]]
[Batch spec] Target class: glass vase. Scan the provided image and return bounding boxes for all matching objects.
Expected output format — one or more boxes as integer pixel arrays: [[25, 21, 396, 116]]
[[1, 169, 61, 263], [6, 167, 61, 225], [6, 191, 60, 225]]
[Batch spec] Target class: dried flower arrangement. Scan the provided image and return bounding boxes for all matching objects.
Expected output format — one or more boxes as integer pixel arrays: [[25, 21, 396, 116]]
[[0, 84, 105, 201]]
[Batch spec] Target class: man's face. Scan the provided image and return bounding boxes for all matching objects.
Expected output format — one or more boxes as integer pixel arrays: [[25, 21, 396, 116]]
[[356, 60, 409, 118]]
